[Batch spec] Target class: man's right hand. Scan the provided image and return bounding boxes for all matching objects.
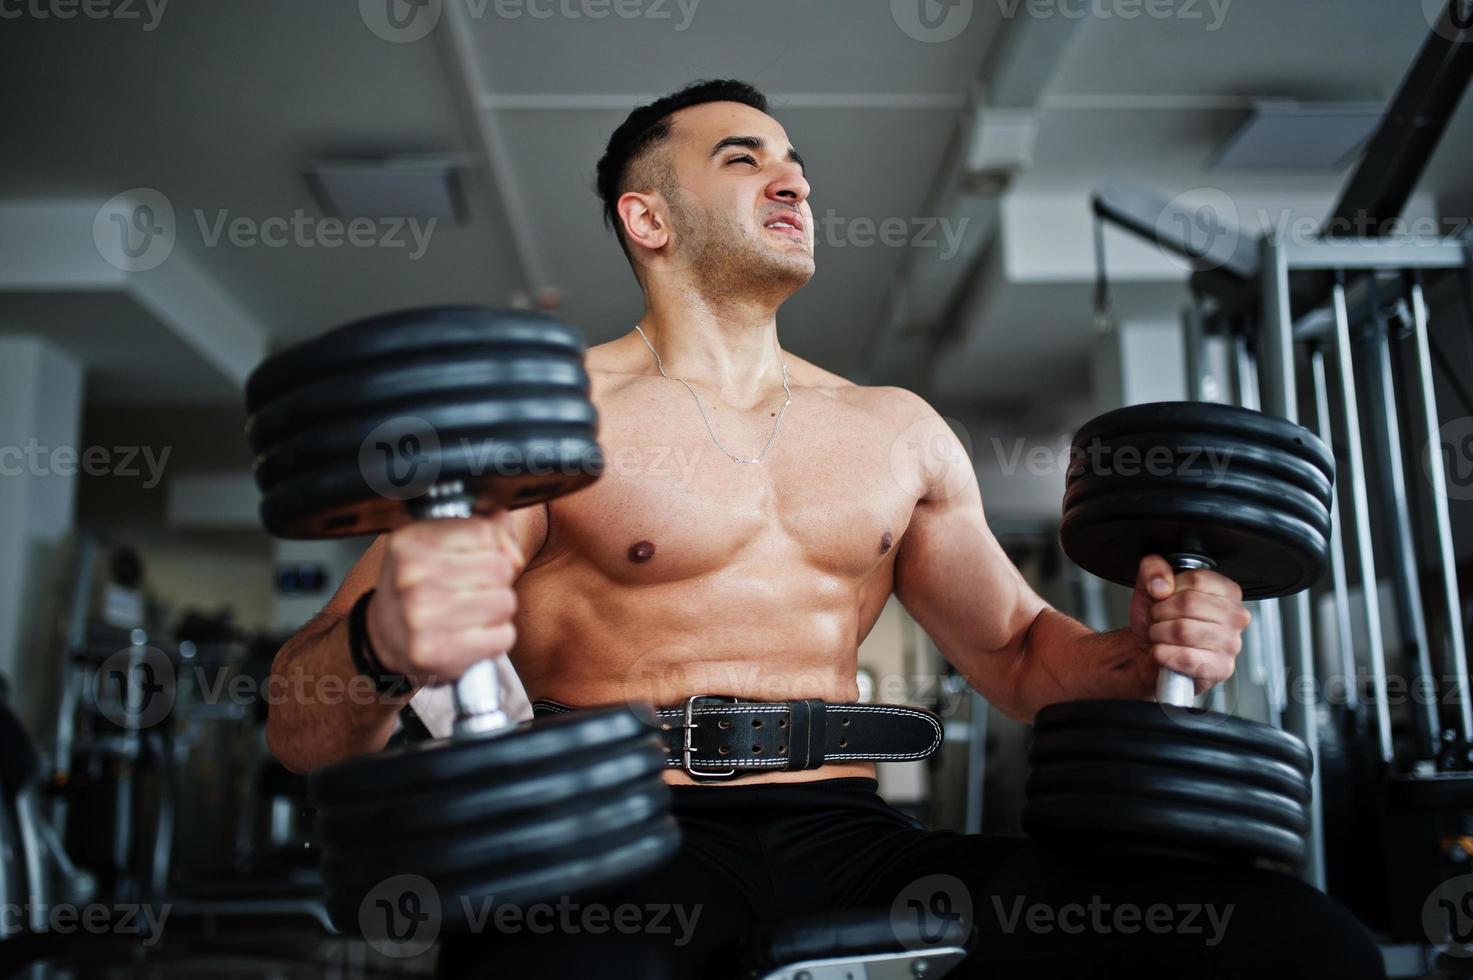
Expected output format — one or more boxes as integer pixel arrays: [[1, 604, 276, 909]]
[[364, 513, 525, 687]]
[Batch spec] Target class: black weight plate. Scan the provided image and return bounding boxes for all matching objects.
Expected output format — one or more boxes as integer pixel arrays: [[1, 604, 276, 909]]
[[247, 355, 590, 455], [1073, 402, 1334, 481], [324, 812, 682, 934], [245, 307, 585, 414], [1027, 760, 1309, 835], [252, 396, 598, 491], [310, 706, 655, 805], [1067, 429, 1334, 507], [320, 777, 670, 886], [1033, 699, 1313, 774], [426, 812, 681, 912], [1059, 489, 1329, 599], [1029, 728, 1312, 803], [260, 435, 603, 538], [1022, 793, 1307, 868], [315, 732, 665, 844], [1385, 772, 1473, 812], [1064, 466, 1331, 542]]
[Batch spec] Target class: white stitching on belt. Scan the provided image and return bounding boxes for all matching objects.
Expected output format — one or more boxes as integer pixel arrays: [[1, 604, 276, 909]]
[[533, 700, 943, 762]]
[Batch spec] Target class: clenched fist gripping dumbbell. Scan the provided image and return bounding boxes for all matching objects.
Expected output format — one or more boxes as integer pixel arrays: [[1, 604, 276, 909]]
[[244, 306, 680, 932]]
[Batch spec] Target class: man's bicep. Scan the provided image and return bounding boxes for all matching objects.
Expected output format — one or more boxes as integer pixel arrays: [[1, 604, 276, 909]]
[[898, 481, 1043, 646]]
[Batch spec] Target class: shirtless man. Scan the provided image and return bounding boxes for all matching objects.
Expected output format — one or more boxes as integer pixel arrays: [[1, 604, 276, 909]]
[[267, 80, 1383, 979]]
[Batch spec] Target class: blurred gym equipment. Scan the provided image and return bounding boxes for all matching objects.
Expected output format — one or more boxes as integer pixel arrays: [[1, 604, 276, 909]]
[[1086, 2, 1473, 966]]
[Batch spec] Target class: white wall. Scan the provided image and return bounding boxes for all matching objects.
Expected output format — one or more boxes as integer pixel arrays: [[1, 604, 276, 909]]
[[0, 336, 83, 731]]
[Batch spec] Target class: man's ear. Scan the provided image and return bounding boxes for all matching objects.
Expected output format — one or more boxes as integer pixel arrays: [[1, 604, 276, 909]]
[[617, 191, 669, 253]]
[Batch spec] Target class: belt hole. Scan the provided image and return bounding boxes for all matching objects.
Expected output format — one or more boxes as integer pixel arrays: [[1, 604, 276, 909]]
[[752, 719, 762, 729], [779, 746, 787, 755], [841, 718, 851, 727], [718, 746, 730, 756], [752, 744, 763, 754], [778, 719, 787, 728], [718, 720, 730, 730], [839, 738, 848, 748]]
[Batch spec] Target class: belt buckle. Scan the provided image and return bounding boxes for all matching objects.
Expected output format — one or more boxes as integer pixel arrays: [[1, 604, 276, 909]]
[[681, 695, 739, 781]]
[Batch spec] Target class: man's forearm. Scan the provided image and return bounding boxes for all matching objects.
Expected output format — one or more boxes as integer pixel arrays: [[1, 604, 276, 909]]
[[264, 612, 415, 774], [1009, 608, 1155, 720]]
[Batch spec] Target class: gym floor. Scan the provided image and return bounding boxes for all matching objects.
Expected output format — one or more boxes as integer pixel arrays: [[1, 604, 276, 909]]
[[4, 2, 1473, 979]]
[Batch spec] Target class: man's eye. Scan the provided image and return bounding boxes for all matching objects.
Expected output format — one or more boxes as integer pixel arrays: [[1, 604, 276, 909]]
[[727, 154, 757, 166]]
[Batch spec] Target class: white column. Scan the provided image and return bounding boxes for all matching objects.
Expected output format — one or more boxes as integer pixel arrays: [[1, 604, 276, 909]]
[[0, 337, 84, 728], [1091, 319, 1187, 411]]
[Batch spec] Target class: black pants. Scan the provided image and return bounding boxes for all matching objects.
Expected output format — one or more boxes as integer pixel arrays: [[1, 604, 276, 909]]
[[437, 777, 1384, 979]]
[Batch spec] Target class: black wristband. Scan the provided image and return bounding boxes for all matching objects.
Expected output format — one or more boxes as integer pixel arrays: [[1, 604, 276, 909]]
[[348, 589, 413, 699]]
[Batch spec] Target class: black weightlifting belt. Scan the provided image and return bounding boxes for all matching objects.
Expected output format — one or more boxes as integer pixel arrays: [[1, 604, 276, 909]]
[[532, 696, 944, 782]]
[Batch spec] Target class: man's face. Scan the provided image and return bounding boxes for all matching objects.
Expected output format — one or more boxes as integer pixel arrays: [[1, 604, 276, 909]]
[[635, 100, 815, 291]]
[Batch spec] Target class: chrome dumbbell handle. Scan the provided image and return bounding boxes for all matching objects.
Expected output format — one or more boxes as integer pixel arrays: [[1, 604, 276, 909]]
[[1154, 554, 1216, 708]]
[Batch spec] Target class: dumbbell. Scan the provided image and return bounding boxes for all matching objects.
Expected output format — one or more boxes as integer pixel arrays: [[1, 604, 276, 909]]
[[244, 306, 680, 931], [1022, 401, 1333, 869]]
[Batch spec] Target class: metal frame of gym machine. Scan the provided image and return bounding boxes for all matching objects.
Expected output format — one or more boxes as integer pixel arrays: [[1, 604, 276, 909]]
[[1089, 0, 1473, 926]]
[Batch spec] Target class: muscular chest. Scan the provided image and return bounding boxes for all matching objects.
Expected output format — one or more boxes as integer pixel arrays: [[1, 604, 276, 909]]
[[544, 385, 918, 583]]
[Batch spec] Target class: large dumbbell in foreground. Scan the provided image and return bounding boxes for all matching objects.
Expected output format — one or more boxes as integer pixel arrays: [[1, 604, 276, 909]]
[[1023, 401, 1332, 869], [245, 306, 680, 931]]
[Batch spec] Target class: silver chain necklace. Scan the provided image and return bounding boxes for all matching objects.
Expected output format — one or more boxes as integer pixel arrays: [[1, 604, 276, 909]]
[[633, 323, 792, 464]]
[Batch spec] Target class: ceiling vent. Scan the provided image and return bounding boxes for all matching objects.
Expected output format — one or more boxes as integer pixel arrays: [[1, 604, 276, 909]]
[[1211, 103, 1383, 171], [305, 156, 465, 222]]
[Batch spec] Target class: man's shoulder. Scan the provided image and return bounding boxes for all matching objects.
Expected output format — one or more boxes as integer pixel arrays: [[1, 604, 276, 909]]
[[830, 378, 940, 426]]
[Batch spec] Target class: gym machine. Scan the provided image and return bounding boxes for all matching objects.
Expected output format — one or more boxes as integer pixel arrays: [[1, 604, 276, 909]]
[[1083, 1, 1473, 968]]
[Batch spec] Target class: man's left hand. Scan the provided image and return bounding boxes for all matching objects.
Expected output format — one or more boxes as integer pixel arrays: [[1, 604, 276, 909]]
[[1129, 554, 1252, 694]]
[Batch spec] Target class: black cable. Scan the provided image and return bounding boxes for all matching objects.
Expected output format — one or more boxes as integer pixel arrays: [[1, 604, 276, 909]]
[[1425, 267, 1473, 420]]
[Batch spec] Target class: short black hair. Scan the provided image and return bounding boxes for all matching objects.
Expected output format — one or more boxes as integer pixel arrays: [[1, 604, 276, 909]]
[[595, 79, 770, 260]]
